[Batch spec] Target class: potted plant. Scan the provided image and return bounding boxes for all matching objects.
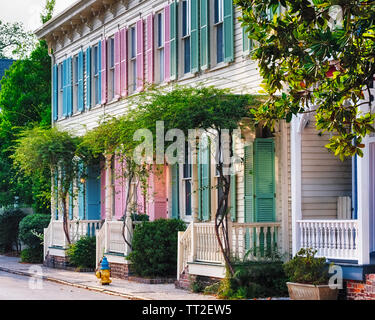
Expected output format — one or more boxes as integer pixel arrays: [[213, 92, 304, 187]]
[[283, 248, 338, 300]]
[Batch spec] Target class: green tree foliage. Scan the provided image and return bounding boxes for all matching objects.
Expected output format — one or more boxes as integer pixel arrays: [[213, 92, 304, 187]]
[[40, 0, 56, 25], [235, 0, 375, 159], [0, 209, 27, 253], [12, 126, 89, 244], [0, 41, 52, 211], [0, 20, 36, 59], [127, 219, 186, 277]]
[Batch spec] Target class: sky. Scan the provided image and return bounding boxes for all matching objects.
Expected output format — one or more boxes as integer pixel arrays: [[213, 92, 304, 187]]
[[0, 0, 77, 32]]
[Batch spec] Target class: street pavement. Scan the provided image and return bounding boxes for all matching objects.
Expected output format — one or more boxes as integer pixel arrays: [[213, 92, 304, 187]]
[[0, 270, 127, 300], [0, 255, 217, 300]]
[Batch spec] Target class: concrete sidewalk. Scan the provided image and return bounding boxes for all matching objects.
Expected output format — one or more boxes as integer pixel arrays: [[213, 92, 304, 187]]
[[0, 255, 217, 300]]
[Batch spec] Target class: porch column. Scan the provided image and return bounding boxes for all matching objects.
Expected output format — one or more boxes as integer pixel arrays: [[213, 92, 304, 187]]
[[105, 154, 113, 221], [357, 138, 370, 265], [291, 116, 302, 256]]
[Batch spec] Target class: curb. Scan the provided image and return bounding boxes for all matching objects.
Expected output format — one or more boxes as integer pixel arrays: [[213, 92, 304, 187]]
[[0, 266, 151, 300]]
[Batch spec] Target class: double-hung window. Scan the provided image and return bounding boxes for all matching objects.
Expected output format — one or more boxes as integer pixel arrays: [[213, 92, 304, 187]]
[[108, 37, 115, 101], [93, 45, 100, 106], [156, 11, 165, 83], [181, 0, 191, 74], [129, 26, 137, 93], [214, 0, 224, 64]]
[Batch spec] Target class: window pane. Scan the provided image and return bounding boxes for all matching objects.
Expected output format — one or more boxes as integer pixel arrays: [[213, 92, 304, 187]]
[[160, 48, 164, 82], [110, 38, 115, 68], [217, 23, 224, 63], [184, 37, 190, 74], [158, 13, 163, 47], [182, 0, 187, 37], [131, 27, 136, 58], [185, 180, 192, 216]]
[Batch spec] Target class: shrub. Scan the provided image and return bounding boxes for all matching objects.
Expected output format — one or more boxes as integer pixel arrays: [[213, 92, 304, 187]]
[[127, 218, 186, 277], [283, 248, 329, 285], [67, 236, 96, 269], [0, 209, 27, 253], [217, 251, 289, 299], [20, 247, 43, 263], [18, 214, 50, 263], [131, 213, 149, 222]]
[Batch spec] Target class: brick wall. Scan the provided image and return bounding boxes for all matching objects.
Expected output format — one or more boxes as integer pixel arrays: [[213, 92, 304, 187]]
[[346, 274, 375, 300], [44, 254, 70, 269], [175, 266, 221, 291], [107, 262, 134, 280]]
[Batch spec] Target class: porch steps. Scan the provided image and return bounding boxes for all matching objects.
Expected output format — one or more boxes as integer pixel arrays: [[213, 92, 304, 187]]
[[187, 261, 226, 279]]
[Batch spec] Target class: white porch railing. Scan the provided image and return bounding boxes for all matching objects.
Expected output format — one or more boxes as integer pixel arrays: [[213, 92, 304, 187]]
[[95, 220, 141, 267], [69, 220, 102, 243], [297, 219, 359, 260], [43, 222, 52, 259], [177, 221, 281, 279]]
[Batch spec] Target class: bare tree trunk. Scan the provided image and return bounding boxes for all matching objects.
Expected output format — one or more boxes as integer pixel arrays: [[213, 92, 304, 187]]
[[122, 171, 134, 250]]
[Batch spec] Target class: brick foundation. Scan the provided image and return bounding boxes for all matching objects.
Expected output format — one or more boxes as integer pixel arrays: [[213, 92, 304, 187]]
[[107, 261, 134, 280], [44, 254, 95, 272], [346, 274, 375, 300], [175, 266, 221, 291]]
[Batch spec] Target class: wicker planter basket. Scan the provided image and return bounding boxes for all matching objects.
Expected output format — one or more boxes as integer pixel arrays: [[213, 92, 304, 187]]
[[287, 282, 338, 300]]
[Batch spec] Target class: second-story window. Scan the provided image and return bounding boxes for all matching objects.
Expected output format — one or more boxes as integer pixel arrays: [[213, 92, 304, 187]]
[[73, 55, 79, 112], [129, 26, 137, 93], [156, 11, 165, 83], [108, 37, 115, 101], [93, 45, 100, 106], [182, 0, 191, 74], [214, 0, 224, 64]]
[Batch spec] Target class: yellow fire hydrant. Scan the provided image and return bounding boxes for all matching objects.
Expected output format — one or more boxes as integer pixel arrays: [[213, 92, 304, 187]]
[[96, 256, 112, 285]]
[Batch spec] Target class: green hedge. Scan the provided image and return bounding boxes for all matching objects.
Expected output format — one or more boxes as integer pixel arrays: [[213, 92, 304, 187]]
[[67, 236, 96, 269], [0, 209, 27, 253], [127, 218, 186, 277], [18, 214, 50, 263]]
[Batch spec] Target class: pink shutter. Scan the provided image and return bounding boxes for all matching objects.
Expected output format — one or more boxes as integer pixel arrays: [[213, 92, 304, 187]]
[[114, 31, 121, 99], [120, 28, 128, 97], [146, 14, 154, 85], [136, 19, 144, 92], [114, 157, 126, 219], [101, 38, 107, 105], [152, 166, 167, 220], [136, 182, 145, 214], [100, 162, 106, 220], [164, 5, 170, 82]]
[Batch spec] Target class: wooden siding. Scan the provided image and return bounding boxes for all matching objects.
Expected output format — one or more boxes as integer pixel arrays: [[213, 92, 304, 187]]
[[301, 120, 352, 220]]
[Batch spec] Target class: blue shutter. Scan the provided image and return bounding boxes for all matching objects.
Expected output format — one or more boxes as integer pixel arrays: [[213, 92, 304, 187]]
[[54, 169, 59, 220], [171, 164, 179, 218], [190, 0, 199, 73], [67, 57, 73, 116], [77, 51, 84, 112], [62, 60, 67, 117], [85, 164, 101, 220], [86, 47, 92, 109], [170, 0, 178, 80], [198, 136, 211, 221], [69, 182, 74, 220], [52, 64, 58, 121], [200, 0, 210, 69]]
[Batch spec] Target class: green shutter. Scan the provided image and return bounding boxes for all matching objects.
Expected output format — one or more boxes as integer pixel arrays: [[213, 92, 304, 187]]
[[223, 0, 234, 62], [190, 0, 199, 73], [86, 47, 92, 109], [53, 64, 58, 121], [62, 60, 67, 117], [170, 0, 178, 80], [199, 136, 211, 221], [230, 136, 237, 221], [254, 138, 275, 222], [200, 0, 210, 69], [244, 143, 254, 223], [244, 143, 254, 251], [78, 51, 84, 112], [171, 164, 179, 218]]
